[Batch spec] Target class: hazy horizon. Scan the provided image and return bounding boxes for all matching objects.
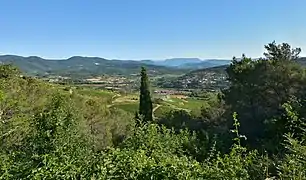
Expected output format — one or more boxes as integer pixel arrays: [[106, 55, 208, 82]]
[[0, 54, 234, 61]]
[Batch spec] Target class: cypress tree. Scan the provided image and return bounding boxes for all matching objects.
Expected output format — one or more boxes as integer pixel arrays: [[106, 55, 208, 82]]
[[138, 67, 153, 122]]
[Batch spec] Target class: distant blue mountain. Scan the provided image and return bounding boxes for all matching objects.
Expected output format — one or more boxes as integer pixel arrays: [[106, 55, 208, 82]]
[[141, 58, 231, 69], [161, 58, 202, 67]]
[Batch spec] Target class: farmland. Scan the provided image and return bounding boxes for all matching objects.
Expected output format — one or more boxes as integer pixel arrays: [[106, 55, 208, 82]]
[[72, 87, 207, 117]]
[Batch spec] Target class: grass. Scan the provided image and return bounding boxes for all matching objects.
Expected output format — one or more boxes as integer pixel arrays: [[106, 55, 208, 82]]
[[76, 88, 115, 99], [113, 102, 160, 114], [113, 103, 139, 113], [158, 96, 206, 116], [113, 94, 138, 103], [165, 97, 205, 109]]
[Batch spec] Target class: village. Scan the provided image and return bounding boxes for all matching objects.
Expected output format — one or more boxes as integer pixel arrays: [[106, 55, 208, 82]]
[[39, 70, 228, 97]]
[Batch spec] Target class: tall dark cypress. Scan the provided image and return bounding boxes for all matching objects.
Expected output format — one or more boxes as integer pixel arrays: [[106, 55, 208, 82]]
[[138, 67, 153, 122]]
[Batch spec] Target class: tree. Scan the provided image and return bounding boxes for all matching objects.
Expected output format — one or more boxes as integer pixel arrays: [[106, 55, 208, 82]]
[[0, 64, 21, 79], [223, 41, 306, 151], [138, 67, 153, 122], [264, 41, 301, 61]]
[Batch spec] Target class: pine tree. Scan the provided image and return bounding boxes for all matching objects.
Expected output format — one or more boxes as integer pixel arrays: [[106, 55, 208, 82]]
[[138, 67, 153, 122]]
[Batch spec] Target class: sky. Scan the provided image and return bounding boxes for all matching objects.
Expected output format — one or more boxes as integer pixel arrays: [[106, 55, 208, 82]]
[[0, 0, 306, 60]]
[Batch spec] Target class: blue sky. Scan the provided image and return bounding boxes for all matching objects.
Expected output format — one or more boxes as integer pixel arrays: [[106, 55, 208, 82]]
[[1, 0, 306, 60]]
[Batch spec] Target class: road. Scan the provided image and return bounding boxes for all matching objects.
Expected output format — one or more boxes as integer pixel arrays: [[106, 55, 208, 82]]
[[152, 104, 161, 119]]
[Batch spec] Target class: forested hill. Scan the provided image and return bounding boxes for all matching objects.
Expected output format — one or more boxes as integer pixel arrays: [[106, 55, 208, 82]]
[[185, 57, 306, 76], [297, 57, 306, 65], [156, 57, 306, 89], [0, 55, 188, 77]]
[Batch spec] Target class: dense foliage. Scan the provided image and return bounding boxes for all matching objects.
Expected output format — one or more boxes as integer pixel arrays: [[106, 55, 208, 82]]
[[1, 41, 306, 179], [223, 42, 306, 153]]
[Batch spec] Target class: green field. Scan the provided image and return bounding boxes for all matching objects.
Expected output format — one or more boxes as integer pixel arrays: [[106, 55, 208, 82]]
[[154, 104, 173, 117], [77, 88, 115, 97], [159, 96, 206, 115], [113, 103, 139, 113], [72, 87, 206, 117]]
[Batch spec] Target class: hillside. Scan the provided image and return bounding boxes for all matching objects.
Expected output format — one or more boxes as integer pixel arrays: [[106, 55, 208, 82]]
[[297, 57, 306, 65], [0, 55, 188, 77], [0, 55, 233, 77], [183, 56, 306, 78], [156, 65, 229, 90], [157, 57, 306, 90]]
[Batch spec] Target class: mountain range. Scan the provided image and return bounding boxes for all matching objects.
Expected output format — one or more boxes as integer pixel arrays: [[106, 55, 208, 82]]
[[0, 55, 231, 77], [1, 55, 305, 78]]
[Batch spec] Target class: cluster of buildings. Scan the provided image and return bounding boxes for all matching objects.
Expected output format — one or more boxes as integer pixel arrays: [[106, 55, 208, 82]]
[[85, 76, 130, 84], [154, 89, 191, 96], [169, 71, 229, 90], [41, 75, 71, 83]]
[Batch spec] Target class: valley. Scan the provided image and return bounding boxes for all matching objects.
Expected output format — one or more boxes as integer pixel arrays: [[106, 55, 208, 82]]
[[2, 42, 306, 179]]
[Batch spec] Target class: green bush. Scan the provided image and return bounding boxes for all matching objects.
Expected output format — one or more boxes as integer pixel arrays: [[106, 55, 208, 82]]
[[277, 134, 306, 179]]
